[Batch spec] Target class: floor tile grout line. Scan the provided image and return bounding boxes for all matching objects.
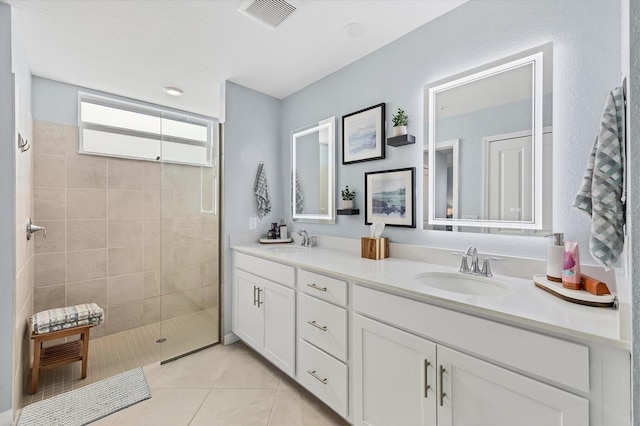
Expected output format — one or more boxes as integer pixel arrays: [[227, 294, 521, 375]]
[[186, 387, 214, 426], [266, 380, 284, 426]]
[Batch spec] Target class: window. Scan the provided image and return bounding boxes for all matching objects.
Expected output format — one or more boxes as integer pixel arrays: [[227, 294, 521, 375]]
[[79, 93, 215, 167]]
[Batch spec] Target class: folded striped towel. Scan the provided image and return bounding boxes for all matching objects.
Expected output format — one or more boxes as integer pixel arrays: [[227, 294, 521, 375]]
[[573, 87, 626, 270], [31, 303, 104, 335], [253, 162, 271, 219]]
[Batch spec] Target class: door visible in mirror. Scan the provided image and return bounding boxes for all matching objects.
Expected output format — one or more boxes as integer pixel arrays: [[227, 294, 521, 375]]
[[424, 43, 552, 234]]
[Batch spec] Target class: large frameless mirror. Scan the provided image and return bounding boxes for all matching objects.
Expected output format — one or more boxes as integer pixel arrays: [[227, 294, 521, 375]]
[[424, 44, 552, 235], [291, 116, 336, 224]]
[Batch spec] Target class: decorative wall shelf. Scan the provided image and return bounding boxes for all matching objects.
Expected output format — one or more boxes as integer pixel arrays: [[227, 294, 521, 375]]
[[337, 209, 360, 215], [387, 134, 415, 147]]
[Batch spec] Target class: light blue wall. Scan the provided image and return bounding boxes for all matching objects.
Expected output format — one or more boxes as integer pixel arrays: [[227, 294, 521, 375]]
[[32, 76, 216, 125], [221, 81, 283, 337], [0, 3, 15, 417], [9, 11, 32, 420], [626, 0, 640, 422], [32, 77, 79, 125], [1, 3, 32, 418], [280, 0, 621, 262]]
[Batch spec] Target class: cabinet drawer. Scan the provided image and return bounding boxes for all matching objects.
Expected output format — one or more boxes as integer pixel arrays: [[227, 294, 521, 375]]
[[298, 293, 347, 361], [298, 269, 347, 306], [235, 252, 295, 288], [298, 339, 348, 418], [354, 285, 590, 393]]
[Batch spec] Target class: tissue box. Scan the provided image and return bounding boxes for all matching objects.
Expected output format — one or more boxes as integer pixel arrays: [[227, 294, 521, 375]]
[[361, 237, 389, 260]]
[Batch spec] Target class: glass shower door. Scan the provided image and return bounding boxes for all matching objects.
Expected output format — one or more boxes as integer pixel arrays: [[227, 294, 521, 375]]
[[158, 130, 220, 362]]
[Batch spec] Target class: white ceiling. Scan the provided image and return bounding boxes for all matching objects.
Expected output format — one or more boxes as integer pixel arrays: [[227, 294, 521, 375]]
[[5, 0, 465, 118]]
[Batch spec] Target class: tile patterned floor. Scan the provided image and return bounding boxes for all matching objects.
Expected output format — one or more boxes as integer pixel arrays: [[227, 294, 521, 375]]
[[94, 342, 347, 425], [21, 310, 345, 425]]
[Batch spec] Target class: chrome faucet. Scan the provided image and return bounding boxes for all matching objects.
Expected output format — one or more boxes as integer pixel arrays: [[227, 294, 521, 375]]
[[452, 246, 501, 277], [297, 229, 315, 247], [298, 229, 309, 246], [465, 246, 479, 273]]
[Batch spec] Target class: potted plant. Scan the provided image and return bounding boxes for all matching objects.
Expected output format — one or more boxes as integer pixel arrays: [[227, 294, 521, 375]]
[[341, 185, 356, 209], [391, 108, 409, 137]]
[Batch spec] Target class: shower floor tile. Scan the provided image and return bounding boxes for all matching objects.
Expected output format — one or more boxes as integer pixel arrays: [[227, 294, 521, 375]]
[[21, 308, 219, 407]]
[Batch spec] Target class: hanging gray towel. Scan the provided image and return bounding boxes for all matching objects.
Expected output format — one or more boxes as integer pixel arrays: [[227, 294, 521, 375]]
[[253, 162, 271, 219], [573, 86, 626, 270], [295, 171, 304, 214]]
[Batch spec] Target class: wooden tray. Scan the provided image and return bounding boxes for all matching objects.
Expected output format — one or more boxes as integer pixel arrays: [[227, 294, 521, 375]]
[[259, 237, 292, 244], [533, 274, 616, 308]]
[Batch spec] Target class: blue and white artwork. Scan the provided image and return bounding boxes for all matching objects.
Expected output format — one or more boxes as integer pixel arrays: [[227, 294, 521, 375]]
[[343, 103, 384, 164], [347, 114, 378, 157], [365, 167, 415, 228], [371, 176, 406, 218]]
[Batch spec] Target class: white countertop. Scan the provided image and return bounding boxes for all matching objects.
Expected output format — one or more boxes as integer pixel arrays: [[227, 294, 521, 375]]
[[232, 242, 630, 350]]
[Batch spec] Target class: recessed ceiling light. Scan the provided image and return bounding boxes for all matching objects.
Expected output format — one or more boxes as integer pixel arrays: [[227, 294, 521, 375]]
[[163, 87, 183, 96], [343, 22, 365, 39]]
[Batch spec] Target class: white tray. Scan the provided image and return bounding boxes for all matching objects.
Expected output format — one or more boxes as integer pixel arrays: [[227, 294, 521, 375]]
[[533, 274, 616, 308], [259, 237, 293, 244]]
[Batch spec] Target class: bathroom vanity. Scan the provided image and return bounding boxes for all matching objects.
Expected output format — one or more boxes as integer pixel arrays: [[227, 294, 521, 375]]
[[232, 240, 630, 425]]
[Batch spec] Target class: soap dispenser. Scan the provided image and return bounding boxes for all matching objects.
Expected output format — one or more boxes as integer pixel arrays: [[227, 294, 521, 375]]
[[546, 233, 564, 282]]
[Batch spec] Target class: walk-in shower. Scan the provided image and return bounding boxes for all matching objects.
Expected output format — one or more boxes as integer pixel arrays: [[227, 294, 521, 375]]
[[26, 96, 220, 403]]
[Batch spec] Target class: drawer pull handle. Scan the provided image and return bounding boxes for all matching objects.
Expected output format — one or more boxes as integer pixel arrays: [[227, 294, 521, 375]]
[[307, 370, 328, 385], [256, 287, 263, 307], [253, 286, 257, 306], [306, 320, 327, 332], [307, 283, 327, 292], [424, 359, 431, 398], [439, 365, 446, 407]]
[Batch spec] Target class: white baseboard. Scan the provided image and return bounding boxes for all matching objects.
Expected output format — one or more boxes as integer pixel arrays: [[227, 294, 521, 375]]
[[223, 332, 239, 345], [0, 408, 12, 426]]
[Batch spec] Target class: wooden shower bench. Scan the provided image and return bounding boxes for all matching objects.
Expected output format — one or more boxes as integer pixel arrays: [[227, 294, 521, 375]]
[[30, 321, 92, 394]]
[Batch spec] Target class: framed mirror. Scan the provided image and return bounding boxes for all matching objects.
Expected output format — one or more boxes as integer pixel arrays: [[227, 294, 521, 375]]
[[292, 116, 336, 224], [424, 44, 552, 234]]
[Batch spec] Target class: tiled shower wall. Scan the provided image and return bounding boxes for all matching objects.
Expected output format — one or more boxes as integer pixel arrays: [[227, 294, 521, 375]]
[[32, 120, 218, 339]]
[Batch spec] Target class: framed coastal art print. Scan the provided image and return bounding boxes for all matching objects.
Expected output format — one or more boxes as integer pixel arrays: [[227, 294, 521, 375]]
[[342, 103, 385, 164], [364, 167, 416, 228]]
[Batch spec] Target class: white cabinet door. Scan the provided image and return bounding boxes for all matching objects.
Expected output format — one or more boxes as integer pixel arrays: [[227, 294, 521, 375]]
[[234, 269, 295, 376], [234, 270, 263, 350], [353, 314, 437, 426], [262, 279, 295, 376], [437, 345, 589, 426]]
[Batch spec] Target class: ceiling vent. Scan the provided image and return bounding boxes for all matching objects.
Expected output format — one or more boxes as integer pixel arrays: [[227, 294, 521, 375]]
[[239, 0, 297, 29]]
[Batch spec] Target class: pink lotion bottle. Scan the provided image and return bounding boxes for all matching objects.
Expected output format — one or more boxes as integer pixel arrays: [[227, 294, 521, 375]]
[[562, 241, 582, 290]]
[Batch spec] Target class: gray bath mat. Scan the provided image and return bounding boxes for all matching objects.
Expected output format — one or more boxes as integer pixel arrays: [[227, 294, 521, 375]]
[[17, 367, 151, 426]]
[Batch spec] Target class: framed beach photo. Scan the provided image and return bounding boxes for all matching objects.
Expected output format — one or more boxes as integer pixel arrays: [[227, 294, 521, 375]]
[[364, 167, 416, 228], [342, 103, 385, 164]]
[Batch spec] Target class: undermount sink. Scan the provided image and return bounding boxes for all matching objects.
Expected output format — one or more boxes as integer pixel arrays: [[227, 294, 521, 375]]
[[414, 272, 513, 297], [265, 245, 308, 254]]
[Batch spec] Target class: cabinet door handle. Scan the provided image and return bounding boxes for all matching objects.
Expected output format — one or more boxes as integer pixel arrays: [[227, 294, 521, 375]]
[[306, 320, 327, 332], [253, 286, 257, 306], [439, 365, 447, 407], [307, 370, 328, 385], [306, 283, 327, 292], [256, 287, 263, 307], [424, 359, 431, 398]]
